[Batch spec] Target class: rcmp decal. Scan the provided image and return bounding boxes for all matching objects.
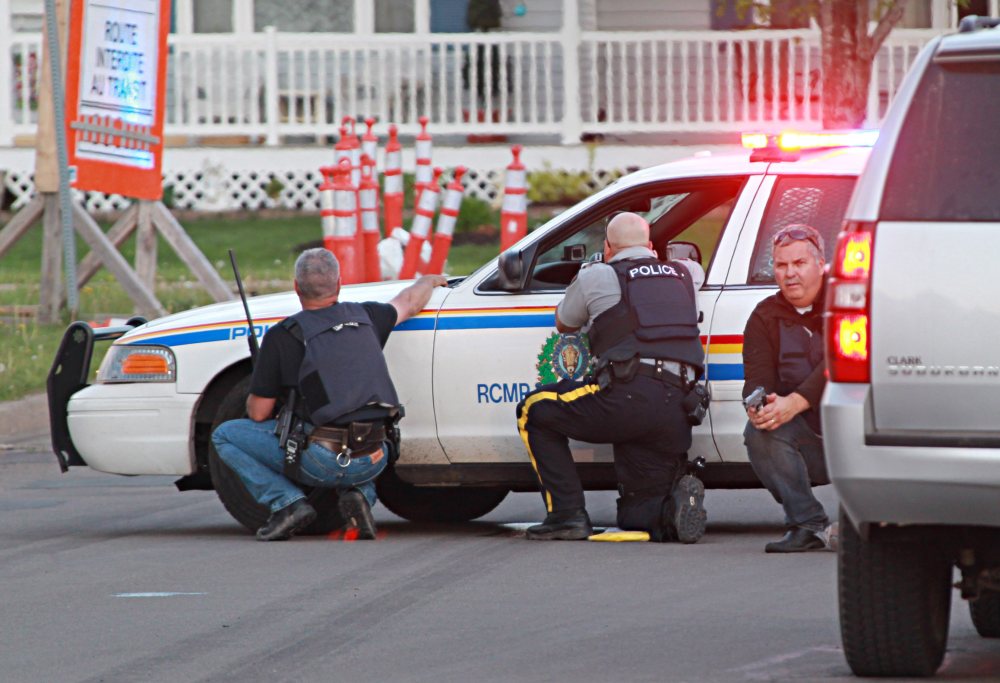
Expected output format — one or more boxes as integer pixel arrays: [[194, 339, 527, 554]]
[[535, 332, 593, 385]]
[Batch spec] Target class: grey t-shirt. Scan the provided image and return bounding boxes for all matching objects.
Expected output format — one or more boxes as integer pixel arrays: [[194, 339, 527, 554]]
[[556, 246, 703, 331]]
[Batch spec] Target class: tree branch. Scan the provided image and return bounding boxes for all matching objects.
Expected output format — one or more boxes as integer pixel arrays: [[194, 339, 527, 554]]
[[869, 0, 908, 57]]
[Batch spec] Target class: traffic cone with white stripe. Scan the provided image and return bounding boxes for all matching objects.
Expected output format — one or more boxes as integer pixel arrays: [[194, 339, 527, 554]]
[[359, 153, 382, 282], [341, 116, 362, 187], [414, 115, 433, 204], [400, 166, 442, 280], [319, 165, 337, 260], [500, 144, 528, 252], [362, 117, 379, 167], [328, 159, 361, 284], [426, 166, 466, 276], [383, 124, 404, 234]]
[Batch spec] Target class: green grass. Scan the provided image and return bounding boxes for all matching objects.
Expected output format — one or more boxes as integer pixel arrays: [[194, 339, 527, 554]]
[[0, 213, 503, 401]]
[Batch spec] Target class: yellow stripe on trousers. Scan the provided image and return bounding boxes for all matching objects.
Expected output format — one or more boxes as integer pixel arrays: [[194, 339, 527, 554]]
[[517, 383, 601, 512]]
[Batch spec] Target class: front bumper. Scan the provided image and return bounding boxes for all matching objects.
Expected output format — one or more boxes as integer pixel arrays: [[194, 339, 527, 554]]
[[822, 382, 1000, 529], [47, 319, 199, 476]]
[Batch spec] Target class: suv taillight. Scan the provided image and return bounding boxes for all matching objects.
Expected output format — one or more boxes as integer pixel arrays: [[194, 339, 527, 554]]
[[825, 221, 875, 383]]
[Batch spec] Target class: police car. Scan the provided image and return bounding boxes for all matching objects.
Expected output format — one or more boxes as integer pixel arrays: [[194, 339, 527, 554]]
[[48, 130, 872, 533]]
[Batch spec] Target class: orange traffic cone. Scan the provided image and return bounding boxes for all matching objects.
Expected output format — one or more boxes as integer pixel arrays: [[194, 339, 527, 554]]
[[383, 124, 404, 234], [400, 166, 442, 280], [359, 154, 382, 282], [427, 166, 466, 275], [500, 144, 528, 251]]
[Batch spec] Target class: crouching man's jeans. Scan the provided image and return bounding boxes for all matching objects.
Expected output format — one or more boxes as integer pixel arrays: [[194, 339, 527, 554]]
[[743, 415, 829, 532], [211, 418, 388, 513]]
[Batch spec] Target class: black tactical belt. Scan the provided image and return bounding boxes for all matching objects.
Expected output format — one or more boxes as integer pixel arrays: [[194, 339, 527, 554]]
[[634, 362, 692, 390]]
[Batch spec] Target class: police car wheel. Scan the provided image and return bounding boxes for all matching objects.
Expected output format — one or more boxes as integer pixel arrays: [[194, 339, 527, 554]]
[[375, 466, 508, 523], [970, 590, 1000, 638], [208, 375, 346, 535]]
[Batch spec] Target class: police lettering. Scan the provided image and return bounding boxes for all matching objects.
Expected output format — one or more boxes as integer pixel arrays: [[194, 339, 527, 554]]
[[477, 382, 532, 404], [628, 263, 678, 279]]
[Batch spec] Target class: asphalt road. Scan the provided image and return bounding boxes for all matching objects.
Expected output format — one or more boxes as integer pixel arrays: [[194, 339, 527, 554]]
[[2, 438, 999, 683]]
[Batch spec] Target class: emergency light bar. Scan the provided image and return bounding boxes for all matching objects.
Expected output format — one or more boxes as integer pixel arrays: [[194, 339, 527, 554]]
[[741, 130, 878, 161]]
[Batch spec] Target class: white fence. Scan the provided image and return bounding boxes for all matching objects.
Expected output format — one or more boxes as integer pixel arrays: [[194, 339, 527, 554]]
[[3, 28, 941, 146]]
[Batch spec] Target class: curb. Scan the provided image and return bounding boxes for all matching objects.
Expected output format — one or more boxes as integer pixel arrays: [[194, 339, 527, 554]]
[[0, 392, 50, 441]]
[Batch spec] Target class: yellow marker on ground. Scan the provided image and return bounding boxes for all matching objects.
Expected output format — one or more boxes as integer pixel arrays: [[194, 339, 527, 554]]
[[588, 529, 650, 542]]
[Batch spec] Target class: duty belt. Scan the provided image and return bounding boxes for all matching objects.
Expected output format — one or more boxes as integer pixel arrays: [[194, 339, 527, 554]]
[[634, 358, 695, 390]]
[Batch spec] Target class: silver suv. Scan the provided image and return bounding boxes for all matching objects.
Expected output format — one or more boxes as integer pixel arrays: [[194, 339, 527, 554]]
[[822, 16, 1000, 678]]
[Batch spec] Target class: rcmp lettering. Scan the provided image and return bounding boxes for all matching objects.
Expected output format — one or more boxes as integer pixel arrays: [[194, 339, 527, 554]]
[[628, 263, 678, 279], [477, 382, 532, 404]]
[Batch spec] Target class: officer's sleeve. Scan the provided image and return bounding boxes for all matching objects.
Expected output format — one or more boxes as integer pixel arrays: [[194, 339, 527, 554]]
[[249, 327, 286, 398], [741, 307, 778, 400], [556, 272, 591, 329], [363, 302, 399, 347], [675, 258, 705, 291]]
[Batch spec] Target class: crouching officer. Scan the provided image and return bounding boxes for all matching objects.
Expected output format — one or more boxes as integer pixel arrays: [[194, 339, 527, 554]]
[[516, 212, 708, 541], [212, 248, 447, 541]]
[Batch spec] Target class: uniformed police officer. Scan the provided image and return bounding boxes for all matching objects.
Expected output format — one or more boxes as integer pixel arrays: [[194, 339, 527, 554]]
[[516, 212, 708, 541], [212, 248, 447, 541]]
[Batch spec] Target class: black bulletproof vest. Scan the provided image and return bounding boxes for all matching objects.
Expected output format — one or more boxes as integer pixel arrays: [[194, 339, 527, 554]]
[[588, 257, 704, 371], [284, 303, 399, 426], [777, 318, 824, 390]]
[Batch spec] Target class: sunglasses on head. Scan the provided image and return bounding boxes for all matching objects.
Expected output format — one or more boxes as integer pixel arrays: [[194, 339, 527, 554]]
[[772, 227, 821, 251]]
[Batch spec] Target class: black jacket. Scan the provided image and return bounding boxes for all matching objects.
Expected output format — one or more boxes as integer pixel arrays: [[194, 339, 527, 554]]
[[741, 285, 826, 434]]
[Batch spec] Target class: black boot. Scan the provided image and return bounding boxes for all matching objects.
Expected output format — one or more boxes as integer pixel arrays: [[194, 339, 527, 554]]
[[256, 499, 317, 541], [764, 527, 825, 553], [525, 508, 593, 540], [338, 489, 377, 540], [668, 474, 707, 544]]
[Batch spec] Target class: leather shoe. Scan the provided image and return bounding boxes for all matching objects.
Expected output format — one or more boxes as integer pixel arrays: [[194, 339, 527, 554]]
[[525, 508, 593, 540], [764, 527, 825, 553], [256, 499, 317, 541], [338, 489, 377, 540]]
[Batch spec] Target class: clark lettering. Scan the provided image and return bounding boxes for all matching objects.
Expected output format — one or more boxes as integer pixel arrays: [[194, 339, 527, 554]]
[[628, 263, 678, 279]]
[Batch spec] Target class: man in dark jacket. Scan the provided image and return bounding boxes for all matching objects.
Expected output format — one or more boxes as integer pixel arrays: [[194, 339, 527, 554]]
[[742, 224, 833, 553]]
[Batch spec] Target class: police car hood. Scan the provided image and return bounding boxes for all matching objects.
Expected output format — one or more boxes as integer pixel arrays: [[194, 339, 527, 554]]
[[119, 280, 417, 341]]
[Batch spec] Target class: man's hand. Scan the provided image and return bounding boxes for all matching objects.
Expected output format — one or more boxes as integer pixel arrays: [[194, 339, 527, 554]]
[[246, 394, 276, 422], [390, 274, 448, 324], [748, 392, 810, 431]]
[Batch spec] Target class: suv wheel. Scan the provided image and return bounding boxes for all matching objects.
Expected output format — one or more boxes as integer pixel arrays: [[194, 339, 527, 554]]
[[838, 511, 953, 677], [969, 590, 1000, 638]]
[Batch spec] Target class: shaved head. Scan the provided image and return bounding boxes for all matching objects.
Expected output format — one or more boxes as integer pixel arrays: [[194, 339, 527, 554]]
[[606, 212, 650, 249]]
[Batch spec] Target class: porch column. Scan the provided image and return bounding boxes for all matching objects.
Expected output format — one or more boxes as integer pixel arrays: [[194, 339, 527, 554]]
[[173, 0, 193, 34], [354, 1, 374, 33], [415, 0, 430, 34], [560, 0, 583, 144], [0, 0, 12, 146]]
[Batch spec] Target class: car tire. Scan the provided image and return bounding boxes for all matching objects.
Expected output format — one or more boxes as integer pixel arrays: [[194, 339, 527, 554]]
[[838, 510, 953, 677], [208, 375, 344, 535], [376, 465, 508, 523], [969, 590, 1000, 638]]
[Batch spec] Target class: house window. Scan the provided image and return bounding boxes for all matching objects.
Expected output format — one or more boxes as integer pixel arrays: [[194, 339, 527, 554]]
[[376, 0, 416, 32], [431, 0, 472, 32], [193, 0, 233, 32], [254, 0, 354, 32]]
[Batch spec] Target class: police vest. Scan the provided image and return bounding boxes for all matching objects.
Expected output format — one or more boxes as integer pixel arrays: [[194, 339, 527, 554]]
[[588, 257, 704, 371], [284, 303, 399, 426], [777, 317, 824, 390]]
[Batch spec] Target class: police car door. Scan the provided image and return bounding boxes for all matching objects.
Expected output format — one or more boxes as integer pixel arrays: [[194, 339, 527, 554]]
[[433, 176, 760, 469], [708, 172, 859, 463]]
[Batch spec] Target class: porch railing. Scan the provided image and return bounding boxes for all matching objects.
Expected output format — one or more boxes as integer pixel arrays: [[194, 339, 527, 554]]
[[2, 28, 942, 147]]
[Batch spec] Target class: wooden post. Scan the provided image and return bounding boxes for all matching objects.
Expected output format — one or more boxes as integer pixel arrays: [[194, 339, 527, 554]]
[[135, 200, 157, 289], [71, 204, 166, 319], [151, 202, 233, 302], [38, 194, 63, 323], [0, 195, 45, 258]]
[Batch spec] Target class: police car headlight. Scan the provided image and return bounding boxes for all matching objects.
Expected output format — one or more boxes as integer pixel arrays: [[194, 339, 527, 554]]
[[97, 345, 176, 383]]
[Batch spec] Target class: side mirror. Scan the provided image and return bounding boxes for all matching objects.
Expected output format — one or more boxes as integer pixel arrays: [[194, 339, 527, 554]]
[[497, 249, 525, 291]]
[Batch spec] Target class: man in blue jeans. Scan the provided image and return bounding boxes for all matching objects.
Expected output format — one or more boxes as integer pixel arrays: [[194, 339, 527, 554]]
[[742, 224, 835, 553], [213, 248, 446, 541]]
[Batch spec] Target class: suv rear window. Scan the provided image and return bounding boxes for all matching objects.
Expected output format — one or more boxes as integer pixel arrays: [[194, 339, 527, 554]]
[[881, 60, 1000, 221]]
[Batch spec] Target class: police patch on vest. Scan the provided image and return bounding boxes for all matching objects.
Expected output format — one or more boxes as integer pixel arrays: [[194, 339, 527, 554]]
[[627, 263, 679, 279], [536, 332, 592, 386]]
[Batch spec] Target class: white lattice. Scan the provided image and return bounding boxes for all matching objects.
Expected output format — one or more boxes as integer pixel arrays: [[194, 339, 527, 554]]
[[4, 165, 622, 213]]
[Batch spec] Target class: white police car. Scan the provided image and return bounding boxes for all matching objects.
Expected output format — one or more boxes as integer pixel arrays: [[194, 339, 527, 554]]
[[49, 130, 872, 533]]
